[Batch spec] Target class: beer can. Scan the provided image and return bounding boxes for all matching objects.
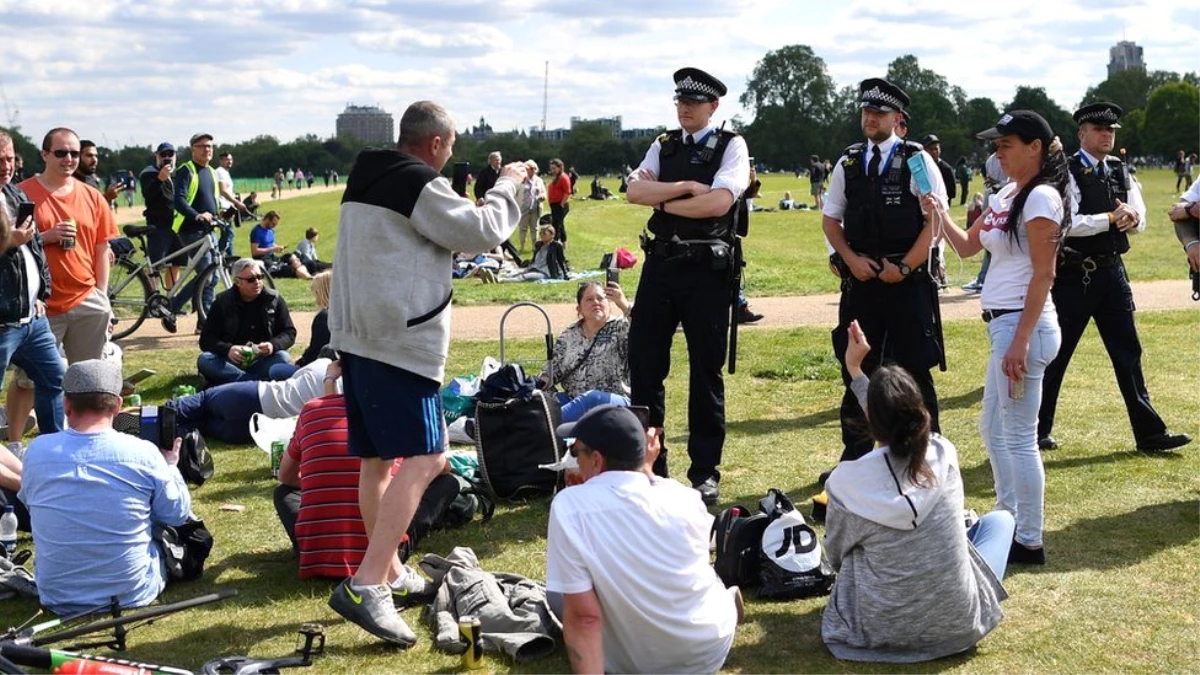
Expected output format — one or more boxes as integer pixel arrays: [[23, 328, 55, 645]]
[[126, 394, 142, 407], [270, 441, 285, 477], [61, 218, 76, 250], [242, 346, 256, 365], [459, 615, 483, 670]]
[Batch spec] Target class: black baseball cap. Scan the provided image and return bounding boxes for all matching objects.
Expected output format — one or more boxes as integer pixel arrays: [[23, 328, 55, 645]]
[[976, 110, 1054, 144], [920, 134, 941, 147], [556, 405, 645, 463]]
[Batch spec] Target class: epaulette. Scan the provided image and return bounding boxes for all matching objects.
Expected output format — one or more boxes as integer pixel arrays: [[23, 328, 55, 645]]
[[901, 140, 925, 157], [843, 142, 866, 157]]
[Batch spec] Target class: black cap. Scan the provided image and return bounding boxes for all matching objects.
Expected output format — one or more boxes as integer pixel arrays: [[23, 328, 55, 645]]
[[673, 67, 727, 102], [920, 134, 940, 147], [859, 78, 910, 113], [1074, 101, 1123, 128], [556, 405, 646, 463], [976, 110, 1054, 145]]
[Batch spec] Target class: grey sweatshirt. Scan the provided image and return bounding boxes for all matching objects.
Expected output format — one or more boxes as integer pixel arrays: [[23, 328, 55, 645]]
[[822, 436, 1008, 663], [329, 149, 519, 382]]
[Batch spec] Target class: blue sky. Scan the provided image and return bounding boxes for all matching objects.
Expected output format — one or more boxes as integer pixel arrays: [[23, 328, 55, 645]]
[[0, 0, 1195, 150]]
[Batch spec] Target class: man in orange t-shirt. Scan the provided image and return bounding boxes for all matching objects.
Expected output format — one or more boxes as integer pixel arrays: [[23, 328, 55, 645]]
[[18, 128, 117, 362]]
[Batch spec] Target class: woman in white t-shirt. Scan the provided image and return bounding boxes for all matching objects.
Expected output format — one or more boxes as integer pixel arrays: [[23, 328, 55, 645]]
[[924, 110, 1068, 566]]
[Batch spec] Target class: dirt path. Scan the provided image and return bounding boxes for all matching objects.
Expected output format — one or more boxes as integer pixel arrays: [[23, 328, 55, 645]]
[[112, 183, 345, 226], [118, 279, 1197, 353]]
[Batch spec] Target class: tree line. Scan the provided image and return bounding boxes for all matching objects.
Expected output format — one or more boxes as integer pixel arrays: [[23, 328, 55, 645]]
[[737, 46, 1199, 172]]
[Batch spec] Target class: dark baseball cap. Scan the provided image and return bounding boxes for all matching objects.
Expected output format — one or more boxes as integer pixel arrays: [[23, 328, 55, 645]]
[[155, 141, 175, 155], [920, 134, 941, 147], [976, 110, 1053, 144], [556, 405, 646, 463]]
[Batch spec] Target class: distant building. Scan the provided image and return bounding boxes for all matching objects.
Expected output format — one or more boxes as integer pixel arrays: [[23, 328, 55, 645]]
[[571, 116, 622, 137], [529, 126, 570, 141], [470, 117, 495, 142], [336, 104, 394, 145], [620, 127, 667, 140], [1108, 40, 1145, 77]]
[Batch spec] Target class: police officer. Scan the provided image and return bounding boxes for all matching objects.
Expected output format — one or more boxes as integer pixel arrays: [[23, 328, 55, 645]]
[[626, 67, 750, 505], [1037, 102, 1191, 453], [822, 78, 947, 469]]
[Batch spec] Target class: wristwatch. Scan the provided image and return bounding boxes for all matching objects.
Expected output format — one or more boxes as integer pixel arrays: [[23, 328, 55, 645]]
[[897, 261, 912, 277]]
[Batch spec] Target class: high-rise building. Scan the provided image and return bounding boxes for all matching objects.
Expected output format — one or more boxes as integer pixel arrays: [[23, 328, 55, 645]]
[[336, 104, 394, 145], [1107, 40, 1145, 77]]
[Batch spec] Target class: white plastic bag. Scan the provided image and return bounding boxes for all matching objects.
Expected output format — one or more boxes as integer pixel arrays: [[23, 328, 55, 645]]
[[249, 413, 298, 454]]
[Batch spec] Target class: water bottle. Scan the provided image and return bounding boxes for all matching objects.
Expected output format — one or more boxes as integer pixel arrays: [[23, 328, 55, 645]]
[[0, 505, 18, 558]]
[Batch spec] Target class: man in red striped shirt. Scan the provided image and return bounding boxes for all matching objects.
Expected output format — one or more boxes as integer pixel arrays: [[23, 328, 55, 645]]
[[273, 359, 459, 590]]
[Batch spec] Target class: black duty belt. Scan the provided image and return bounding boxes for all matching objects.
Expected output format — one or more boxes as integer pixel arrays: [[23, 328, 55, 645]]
[[1059, 251, 1120, 271], [642, 239, 726, 258], [982, 308, 1022, 323]]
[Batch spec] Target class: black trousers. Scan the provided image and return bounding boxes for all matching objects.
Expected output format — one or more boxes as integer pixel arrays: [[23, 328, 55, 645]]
[[629, 253, 730, 485], [833, 274, 941, 462], [1038, 260, 1167, 443], [550, 203, 569, 243], [273, 473, 461, 559], [959, 181, 969, 205]]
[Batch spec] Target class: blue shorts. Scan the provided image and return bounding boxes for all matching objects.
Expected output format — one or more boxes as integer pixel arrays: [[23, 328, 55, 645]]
[[342, 352, 445, 459]]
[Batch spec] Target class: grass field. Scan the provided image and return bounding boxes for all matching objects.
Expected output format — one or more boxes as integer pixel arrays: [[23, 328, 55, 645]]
[[1, 168, 1196, 673]]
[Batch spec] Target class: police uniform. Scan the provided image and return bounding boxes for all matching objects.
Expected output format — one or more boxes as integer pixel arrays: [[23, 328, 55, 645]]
[[1038, 102, 1191, 452], [627, 67, 750, 504], [824, 78, 947, 463]]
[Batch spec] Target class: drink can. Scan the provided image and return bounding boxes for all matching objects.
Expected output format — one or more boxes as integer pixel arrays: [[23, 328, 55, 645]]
[[459, 615, 483, 670], [242, 346, 256, 365], [270, 441, 285, 477], [61, 218, 76, 250], [126, 394, 142, 407]]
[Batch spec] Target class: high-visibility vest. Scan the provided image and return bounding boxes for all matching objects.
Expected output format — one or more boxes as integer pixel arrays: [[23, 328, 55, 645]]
[[172, 161, 220, 232]]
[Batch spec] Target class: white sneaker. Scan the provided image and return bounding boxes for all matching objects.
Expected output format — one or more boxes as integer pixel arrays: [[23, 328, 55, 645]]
[[390, 564, 436, 608]]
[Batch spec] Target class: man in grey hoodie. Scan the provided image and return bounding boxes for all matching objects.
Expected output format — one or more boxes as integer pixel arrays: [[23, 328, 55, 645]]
[[327, 100, 527, 647]]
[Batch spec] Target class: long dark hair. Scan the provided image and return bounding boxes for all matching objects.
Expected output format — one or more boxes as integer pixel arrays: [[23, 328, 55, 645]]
[[1005, 136, 1071, 247], [866, 365, 934, 487]]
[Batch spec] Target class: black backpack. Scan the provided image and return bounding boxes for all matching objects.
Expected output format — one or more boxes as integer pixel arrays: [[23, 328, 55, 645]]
[[178, 429, 215, 487], [713, 504, 769, 588]]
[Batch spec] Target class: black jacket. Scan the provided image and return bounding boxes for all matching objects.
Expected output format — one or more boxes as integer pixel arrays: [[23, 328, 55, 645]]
[[295, 309, 329, 367], [140, 163, 175, 228], [1, 183, 52, 326], [199, 286, 296, 358], [534, 240, 569, 280], [474, 165, 500, 200]]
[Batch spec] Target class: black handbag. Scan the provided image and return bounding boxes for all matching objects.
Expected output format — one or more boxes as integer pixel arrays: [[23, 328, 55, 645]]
[[178, 429, 215, 487], [475, 367, 564, 500]]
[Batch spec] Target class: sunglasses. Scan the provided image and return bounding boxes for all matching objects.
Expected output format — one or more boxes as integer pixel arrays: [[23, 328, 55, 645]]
[[51, 149, 81, 158], [159, 151, 176, 157], [238, 274, 265, 282]]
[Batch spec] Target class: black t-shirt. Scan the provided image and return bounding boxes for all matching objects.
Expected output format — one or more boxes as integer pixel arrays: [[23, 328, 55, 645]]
[[810, 162, 827, 185]]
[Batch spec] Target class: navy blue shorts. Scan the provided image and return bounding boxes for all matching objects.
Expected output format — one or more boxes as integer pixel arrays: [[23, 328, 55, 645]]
[[342, 352, 445, 459]]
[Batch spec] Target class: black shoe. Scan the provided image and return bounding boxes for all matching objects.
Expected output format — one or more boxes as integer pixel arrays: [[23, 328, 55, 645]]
[[736, 306, 764, 324], [160, 315, 177, 334], [1008, 541, 1046, 565], [693, 477, 719, 506], [1038, 435, 1058, 451], [1137, 432, 1192, 452], [818, 469, 833, 487]]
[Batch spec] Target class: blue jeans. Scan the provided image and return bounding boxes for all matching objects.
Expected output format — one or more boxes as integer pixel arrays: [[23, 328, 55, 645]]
[[556, 390, 630, 423], [980, 310, 1061, 547], [0, 316, 65, 435], [968, 510, 1017, 582], [197, 350, 292, 386], [168, 381, 262, 444], [170, 229, 217, 315]]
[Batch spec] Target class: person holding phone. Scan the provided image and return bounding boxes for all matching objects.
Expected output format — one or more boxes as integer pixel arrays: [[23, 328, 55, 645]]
[[923, 110, 1066, 565], [539, 281, 632, 423], [0, 131, 65, 477]]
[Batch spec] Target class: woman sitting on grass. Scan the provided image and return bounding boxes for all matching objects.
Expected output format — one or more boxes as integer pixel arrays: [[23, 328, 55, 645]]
[[539, 281, 631, 422], [823, 320, 1015, 663], [477, 225, 567, 282]]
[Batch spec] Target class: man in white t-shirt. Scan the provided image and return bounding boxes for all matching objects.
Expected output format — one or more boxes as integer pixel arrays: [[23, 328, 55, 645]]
[[546, 405, 739, 674]]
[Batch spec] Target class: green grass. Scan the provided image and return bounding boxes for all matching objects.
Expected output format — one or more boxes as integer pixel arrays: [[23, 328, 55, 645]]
[[232, 167, 1193, 312], [1, 310, 1196, 674]]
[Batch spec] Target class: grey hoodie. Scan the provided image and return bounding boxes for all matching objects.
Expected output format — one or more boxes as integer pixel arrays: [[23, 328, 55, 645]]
[[329, 149, 519, 382], [822, 436, 1007, 663]]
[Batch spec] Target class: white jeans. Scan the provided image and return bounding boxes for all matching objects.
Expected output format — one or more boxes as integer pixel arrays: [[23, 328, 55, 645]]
[[980, 309, 1061, 547]]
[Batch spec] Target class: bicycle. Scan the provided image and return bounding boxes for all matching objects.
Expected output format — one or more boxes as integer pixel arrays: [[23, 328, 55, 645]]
[[108, 220, 273, 340]]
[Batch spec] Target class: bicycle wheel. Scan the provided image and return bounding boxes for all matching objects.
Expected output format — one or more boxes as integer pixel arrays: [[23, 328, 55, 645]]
[[108, 260, 152, 340], [193, 264, 233, 326]]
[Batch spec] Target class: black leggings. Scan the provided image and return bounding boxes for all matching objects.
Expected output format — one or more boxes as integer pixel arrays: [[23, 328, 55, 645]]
[[550, 202, 569, 243]]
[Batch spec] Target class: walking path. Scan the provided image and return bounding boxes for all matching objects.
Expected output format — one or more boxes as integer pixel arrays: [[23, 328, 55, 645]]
[[117, 279, 1196, 353], [112, 183, 345, 226]]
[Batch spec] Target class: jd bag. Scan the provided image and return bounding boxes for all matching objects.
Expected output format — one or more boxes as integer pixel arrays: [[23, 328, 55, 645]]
[[757, 488, 835, 599]]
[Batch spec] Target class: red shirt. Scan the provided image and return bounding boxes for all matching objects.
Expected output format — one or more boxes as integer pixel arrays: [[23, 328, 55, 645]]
[[288, 394, 401, 579], [547, 173, 572, 205]]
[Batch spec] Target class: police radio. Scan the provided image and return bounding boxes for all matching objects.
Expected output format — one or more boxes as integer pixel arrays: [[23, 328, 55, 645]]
[[907, 155, 934, 195]]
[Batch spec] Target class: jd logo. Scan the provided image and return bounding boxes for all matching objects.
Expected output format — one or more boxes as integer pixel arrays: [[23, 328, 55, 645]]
[[773, 524, 817, 557]]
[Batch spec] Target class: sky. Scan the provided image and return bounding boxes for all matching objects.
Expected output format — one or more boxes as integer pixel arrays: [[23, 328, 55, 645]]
[[0, 0, 1196, 151]]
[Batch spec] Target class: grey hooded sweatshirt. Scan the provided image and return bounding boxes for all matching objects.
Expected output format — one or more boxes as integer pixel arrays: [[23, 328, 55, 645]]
[[822, 434, 1007, 663]]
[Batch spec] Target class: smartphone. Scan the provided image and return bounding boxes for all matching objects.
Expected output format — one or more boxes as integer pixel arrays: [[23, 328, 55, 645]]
[[628, 405, 651, 430], [139, 405, 160, 444], [16, 202, 35, 228], [1008, 377, 1025, 401], [606, 268, 619, 285], [907, 155, 934, 195]]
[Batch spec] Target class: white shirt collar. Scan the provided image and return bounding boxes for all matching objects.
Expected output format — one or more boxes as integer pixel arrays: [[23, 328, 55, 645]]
[[587, 470, 651, 489], [1078, 148, 1108, 167], [682, 123, 718, 144], [868, 134, 900, 156]]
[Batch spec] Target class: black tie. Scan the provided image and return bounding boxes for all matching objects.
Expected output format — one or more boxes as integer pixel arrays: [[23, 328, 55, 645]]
[[685, 134, 694, 146], [868, 145, 881, 177]]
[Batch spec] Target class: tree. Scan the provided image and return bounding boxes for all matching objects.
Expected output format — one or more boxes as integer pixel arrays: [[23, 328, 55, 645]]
[[1080, 69, 1196, 113], [740, 45, 838, 125], [1006, 86, 1076, 151], [1141, 81, 1200, 157], [886, 55, 958, 138]]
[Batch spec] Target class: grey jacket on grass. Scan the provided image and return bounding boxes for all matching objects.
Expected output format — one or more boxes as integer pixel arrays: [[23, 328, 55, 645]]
[[420, 546, 561, 662]]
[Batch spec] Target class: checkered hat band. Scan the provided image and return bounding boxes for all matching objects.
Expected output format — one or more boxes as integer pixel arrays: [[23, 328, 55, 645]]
[[861, 86, 904, 110], [1081, 110, 1118, 123], [677, 76, 719, 98]]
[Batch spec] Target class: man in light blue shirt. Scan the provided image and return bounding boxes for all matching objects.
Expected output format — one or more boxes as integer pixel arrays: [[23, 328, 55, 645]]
[[19, 359, 190, 616]]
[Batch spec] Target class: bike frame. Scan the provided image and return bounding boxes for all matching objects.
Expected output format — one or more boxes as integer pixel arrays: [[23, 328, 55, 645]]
[[112, 225, 231, 302]]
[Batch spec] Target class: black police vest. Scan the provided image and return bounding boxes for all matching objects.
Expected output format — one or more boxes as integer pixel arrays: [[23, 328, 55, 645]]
[[841, 141, 925, 257], [647, 129, 739, 241], [1068, 154, 1130, 256]]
